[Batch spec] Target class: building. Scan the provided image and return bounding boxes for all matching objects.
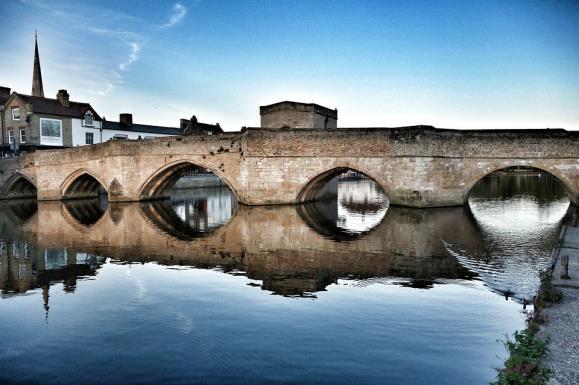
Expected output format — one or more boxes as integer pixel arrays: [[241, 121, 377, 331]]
[[1, 34, 103, 152], [2, 89, 103, 150], [102, 113, 184, 141], [260, 101, 338, 129], [100, 113, 223, 141], [180, 115, 224, 136], [1, 34, 222, 154]]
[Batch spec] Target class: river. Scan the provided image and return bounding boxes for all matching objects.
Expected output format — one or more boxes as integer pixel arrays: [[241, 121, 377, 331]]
[[0, 172, 572, 384]]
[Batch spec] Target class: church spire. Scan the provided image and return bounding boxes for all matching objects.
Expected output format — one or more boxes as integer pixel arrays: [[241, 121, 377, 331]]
[[32, 31, 44, 97]]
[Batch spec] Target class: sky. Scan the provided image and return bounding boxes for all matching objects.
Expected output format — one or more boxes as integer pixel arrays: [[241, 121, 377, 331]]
[[0, 0, 578, 130]]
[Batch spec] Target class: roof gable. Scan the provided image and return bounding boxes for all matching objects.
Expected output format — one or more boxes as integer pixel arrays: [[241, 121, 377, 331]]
[[12, 92, 102, 120]]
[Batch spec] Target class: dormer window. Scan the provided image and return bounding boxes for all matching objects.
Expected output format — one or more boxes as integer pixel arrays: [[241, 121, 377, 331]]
[[83, 112, 93, 127], [11, 107, 20, 121]]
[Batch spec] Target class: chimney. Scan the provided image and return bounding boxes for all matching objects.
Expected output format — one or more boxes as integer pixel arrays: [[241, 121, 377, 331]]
[[56, 89, 70, 107], [180, 118, 189, 129], [0, 86, 10, 102], [119, 113, 133, 126]]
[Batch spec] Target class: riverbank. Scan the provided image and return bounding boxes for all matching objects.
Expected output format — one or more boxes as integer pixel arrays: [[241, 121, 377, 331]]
[[540, 225, 579, 385]]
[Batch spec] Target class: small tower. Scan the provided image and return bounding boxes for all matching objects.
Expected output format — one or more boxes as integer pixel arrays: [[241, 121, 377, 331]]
[[260, 101, 338, 129], [31, 31, 44, 97]]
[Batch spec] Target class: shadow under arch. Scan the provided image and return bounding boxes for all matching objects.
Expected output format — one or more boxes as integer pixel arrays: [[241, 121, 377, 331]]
[[140, 160, 239, 201], [296, 166, 387, 204], [464, 165, 576, 205], [2, 172, 37, 199], [61, 169, 109, 200]]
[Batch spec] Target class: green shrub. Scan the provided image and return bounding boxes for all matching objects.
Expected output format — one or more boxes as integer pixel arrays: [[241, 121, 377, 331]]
[[492, 330, 550, 385]]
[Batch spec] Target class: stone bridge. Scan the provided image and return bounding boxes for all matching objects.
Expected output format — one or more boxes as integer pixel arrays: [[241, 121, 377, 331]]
[[0, 126, 577, 207]]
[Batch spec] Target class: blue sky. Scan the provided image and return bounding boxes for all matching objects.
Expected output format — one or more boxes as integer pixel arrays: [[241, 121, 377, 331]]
[[1, 0, 578, 130]]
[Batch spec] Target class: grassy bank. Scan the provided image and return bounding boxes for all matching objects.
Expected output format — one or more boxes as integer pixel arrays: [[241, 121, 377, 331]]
[[491, 271, 562, 385]]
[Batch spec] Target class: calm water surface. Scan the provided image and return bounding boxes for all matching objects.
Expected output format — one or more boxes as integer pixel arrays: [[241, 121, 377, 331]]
[[0, 173, 572, 385]]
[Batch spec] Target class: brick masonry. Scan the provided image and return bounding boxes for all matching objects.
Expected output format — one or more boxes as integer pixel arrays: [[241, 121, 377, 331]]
[[0, 126, 578, 207]]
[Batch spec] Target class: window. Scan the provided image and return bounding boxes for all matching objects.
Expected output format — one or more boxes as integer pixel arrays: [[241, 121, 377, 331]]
[[11, 107, 20, 121], [85, 132, 94, 145], [19, 129, 26, 143], [40, 118, 63, 146], [8, 130, 14, 143], [83, 112, 93, 126]]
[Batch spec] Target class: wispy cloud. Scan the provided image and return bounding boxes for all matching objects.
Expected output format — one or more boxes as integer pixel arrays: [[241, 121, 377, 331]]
[[119, 42, 141, 72], [13, 0, 185, 98], [85, 27, 144, 78], [157, 3, 188, 29]]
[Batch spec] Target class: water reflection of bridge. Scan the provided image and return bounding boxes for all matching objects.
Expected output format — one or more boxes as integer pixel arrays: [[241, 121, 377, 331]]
[[1, 198, 480, 298], [0, 183, 573, 299]]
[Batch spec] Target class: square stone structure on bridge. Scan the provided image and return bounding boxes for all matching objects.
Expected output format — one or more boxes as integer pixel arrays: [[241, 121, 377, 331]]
[[260, 101, 338, 129]]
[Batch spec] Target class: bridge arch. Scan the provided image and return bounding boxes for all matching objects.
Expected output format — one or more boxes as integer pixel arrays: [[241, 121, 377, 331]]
[[463, 163, 577, 205], [1, 172, 37, 199], [296, 166, 387, 204], [61, 169, 109, 200], [140, 160, 239, 201]]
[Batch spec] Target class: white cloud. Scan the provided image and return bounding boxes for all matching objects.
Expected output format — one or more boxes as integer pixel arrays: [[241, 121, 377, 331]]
[[157, 3, 188, 29], [119, 42, 141, 71], [98, 81, 114, 96]]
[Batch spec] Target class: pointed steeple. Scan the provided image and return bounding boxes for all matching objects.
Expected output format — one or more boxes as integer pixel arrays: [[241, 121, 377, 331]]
[[32, 31, 44, 97]]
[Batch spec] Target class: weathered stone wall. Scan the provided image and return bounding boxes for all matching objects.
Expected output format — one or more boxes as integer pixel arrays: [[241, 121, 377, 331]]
[[0, 126, 577, 207], [261, 109, 315, 129], [240, 127, 579, 206]]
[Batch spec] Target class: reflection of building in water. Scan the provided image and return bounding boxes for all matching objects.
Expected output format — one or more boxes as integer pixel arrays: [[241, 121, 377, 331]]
[[0, 240, 105, 317], [170, 187, 236, 233], [297, 175, 389, 239], [337, 178, 388, 234]]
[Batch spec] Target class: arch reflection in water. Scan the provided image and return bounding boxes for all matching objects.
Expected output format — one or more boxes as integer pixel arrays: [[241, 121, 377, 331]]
[[142, 186, 237, 240], [298, 171, 388, 240], [63, 195, 109, 227], [444, 168, 572, 301], [0, 199, 38, 224]]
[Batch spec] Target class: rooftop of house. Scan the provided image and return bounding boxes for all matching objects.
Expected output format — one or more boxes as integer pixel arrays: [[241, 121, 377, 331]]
[[192, 123, 224, 135], [12, 92, 102, 120], [102, 120, 185, 136], [183, 116, 224, 135]]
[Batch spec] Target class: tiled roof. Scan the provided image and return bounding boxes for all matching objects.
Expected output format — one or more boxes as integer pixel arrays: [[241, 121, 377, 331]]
[[15, 93, 102, 120], [102, 120, 184, 136]]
